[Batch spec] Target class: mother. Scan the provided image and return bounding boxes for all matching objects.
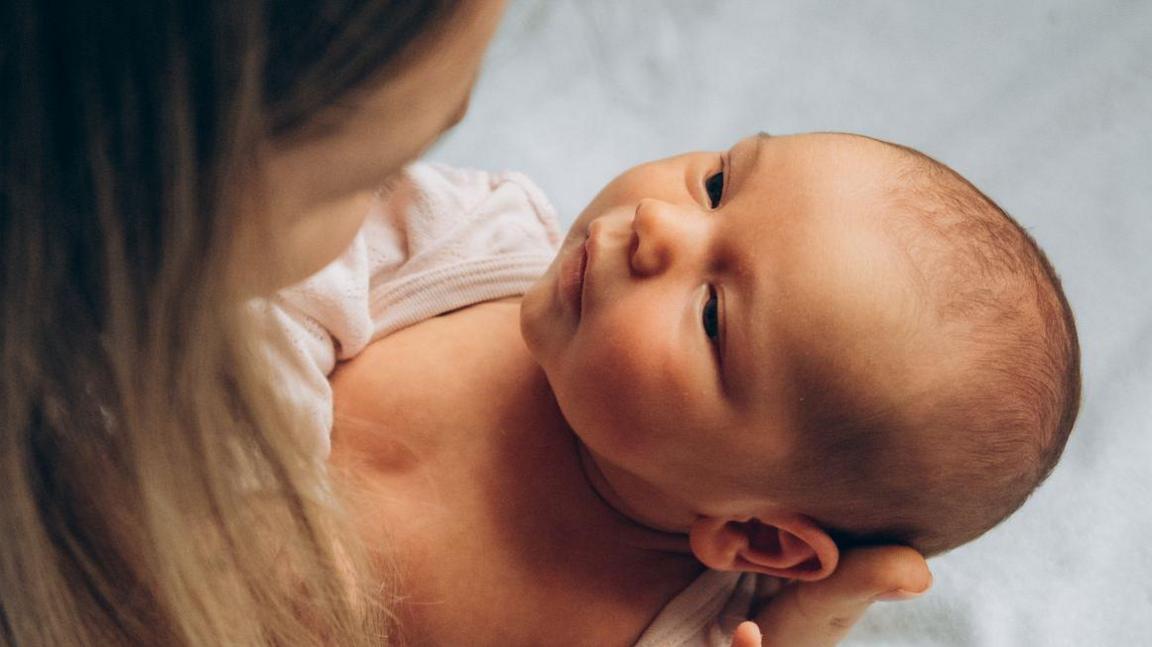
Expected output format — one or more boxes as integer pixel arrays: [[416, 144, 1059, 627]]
[[0, 1, 928, 644]]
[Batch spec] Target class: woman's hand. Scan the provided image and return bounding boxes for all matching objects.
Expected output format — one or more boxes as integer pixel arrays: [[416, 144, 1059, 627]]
[[732, 545, 931, 646]]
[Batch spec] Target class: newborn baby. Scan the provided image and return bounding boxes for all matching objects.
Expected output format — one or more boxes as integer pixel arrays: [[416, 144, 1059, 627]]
[[273, 133, 1079, 645], [520, 132, 1081, 560]]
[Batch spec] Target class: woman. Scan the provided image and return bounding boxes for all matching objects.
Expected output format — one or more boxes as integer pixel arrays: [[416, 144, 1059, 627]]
[[0, 1, 928, 644]]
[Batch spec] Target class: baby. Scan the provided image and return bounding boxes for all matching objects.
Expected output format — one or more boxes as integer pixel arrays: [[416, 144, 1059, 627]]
[[269, 132, 1080, 645]]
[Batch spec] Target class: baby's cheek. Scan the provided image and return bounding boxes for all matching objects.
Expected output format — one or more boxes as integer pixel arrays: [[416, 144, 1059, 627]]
[[583, 319, 656, 383], [586, 328, 692, 430]]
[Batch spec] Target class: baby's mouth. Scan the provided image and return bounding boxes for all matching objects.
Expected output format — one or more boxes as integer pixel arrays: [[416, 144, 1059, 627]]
[[557, 234, 589, 317]]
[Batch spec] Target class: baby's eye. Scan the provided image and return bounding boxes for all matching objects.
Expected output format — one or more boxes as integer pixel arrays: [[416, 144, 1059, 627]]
[[704, 171, 725, 209], [703, 286, 720, 341]]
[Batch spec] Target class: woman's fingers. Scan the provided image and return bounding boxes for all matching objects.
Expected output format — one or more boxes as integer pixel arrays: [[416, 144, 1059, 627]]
[[752, 545, 931, 647]]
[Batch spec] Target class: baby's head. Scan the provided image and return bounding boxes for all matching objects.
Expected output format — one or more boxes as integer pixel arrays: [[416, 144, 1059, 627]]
[[521, 133, 1080, 579]]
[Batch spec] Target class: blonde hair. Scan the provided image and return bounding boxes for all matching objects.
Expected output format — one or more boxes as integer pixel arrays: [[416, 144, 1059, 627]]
[[1, 0, 458, 643]]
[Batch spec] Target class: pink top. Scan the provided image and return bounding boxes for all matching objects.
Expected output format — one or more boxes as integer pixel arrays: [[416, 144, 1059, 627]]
[[257, 163, 561, 460]]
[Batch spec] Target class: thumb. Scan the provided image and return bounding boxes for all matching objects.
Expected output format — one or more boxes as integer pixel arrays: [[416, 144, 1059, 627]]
[[753, 545, 931, 647]]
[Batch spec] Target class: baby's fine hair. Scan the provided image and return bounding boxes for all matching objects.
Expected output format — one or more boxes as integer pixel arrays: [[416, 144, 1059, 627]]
[[785, 140, 1081, 556]]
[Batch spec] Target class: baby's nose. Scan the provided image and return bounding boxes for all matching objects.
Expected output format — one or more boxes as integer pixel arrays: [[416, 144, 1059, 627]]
[[629, 199, 704, 276]]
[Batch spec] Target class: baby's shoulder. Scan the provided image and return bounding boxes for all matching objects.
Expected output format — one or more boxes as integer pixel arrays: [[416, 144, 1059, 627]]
[[331, 299, 529, 429]]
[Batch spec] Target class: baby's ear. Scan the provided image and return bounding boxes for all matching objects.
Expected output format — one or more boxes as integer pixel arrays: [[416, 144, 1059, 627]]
[[688, 514, 838, 581]]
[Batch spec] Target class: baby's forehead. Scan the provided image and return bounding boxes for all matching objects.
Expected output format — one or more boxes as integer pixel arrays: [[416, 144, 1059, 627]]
[[764, 132, 907, 164], [736, 136, 918, 249], [744, 134, 913, 212]]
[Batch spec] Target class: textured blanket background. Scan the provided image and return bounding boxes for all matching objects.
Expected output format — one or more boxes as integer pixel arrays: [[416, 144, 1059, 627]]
[[432, 2, 1152, 644]]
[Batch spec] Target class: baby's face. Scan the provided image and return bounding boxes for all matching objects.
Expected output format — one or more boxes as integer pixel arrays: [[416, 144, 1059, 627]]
[[521, 133, 935, 527]]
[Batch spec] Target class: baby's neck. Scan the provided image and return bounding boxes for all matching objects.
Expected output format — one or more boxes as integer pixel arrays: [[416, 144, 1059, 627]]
[[570, 435, 696, 554], [510, 355, 696, 557], [574, 442, 704, 543]]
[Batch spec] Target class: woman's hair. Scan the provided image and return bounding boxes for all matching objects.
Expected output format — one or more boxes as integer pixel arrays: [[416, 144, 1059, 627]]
[[1, 1, 458, 643]]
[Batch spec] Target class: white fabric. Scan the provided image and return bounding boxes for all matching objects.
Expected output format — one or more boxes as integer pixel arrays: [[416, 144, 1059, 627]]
[[634, 570, 757, 647], [431, 2, 1152, 644], [260, 162, 560, 459]]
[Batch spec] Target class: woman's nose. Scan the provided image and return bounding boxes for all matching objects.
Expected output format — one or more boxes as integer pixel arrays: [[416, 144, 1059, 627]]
[[628, 198, 704, 277]]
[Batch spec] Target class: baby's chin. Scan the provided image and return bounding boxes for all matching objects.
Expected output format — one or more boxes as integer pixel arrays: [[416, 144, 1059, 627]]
[[517, 268, 567, 377]]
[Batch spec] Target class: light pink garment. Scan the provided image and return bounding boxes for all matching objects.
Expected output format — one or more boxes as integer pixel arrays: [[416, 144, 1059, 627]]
[[257, 163, 561, 460]]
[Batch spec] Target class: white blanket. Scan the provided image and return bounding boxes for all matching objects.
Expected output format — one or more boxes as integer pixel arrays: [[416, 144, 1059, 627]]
[[433, 2, 1152, 644]]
